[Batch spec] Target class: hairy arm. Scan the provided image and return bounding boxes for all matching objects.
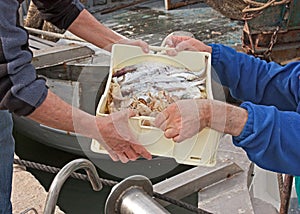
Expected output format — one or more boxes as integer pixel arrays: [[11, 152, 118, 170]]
[[67, 9, 149, 52], [28, 91, 152, 162], [208, 100, 248, 136], [156, 98, 300, 175], [67, 9, 124, 52], [154, 99, 247, 142]]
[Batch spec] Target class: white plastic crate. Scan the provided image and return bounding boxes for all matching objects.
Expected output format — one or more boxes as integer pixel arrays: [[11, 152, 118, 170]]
[[91, 44, 222, 166]]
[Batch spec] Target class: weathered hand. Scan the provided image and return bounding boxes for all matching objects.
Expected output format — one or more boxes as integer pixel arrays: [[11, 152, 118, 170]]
[[164, 35, 212, 56], [96, 109, 152, 163], [115, 38, 149, 53], [154, 99, 210, 142]]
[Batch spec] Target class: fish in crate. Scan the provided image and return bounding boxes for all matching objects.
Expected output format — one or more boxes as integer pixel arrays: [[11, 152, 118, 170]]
[[107, 61, 207, 120]]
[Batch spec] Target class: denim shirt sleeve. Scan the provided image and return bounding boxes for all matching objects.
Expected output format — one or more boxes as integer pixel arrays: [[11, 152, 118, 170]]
[[0, 1, 48, 116]]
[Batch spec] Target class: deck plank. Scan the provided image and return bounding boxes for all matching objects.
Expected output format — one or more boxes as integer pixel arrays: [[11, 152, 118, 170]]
[[29, 36, 95, 69]]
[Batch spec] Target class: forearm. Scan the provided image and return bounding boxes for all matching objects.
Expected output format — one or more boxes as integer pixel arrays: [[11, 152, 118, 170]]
[[28, 90, 152, 162], [68, 9, 125, 52], [206, 100, 248, 136], [28, 90, 97, 139]]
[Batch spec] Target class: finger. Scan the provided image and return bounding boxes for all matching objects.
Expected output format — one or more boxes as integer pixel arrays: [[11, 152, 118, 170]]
[[107, 150, 120, 162], [176, 40, 194, 52], [131, 40, 149, 53], [166, 49, 178, 56], [131, 144, 152, 160], [101, 143, 120, 161], [154, 112, 169, 128], [139, 41, 150, 53], [118, 39, 149, 53], [159, 121, 168, 131], [164, 128, 178, 139], [124, 148, 139, 161], [173, 134, 186, 143], [127, 109, 138, 118], [164, 37, 175, 48], [117, 153, 129, 163]]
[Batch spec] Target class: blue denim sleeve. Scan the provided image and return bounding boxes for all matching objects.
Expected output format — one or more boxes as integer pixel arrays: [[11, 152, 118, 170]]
[[209, 44, 300, 111], [233, 102, 300, 176], [0, 1, 48, 116]]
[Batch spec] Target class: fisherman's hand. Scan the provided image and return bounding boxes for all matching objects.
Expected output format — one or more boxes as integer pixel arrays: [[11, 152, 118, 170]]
[[154, 99, 210, 142], [115, 38, 149, 53], [96, 109, 152, 163], [164, 36, 212, 56]]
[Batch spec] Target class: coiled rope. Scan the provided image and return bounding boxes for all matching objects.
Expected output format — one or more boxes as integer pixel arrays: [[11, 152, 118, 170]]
[[14, 158, 212, 214]]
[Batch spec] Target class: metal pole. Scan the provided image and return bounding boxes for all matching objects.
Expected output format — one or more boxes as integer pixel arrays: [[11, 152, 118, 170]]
[[105, 175, 170, 214], [43, 159, 103, 214]]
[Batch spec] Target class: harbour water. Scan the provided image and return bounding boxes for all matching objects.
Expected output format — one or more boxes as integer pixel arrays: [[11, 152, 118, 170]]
[[95, 0, 244, 47]]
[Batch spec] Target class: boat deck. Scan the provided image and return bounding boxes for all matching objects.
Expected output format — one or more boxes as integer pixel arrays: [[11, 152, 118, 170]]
[[29, 35, 95, 69]]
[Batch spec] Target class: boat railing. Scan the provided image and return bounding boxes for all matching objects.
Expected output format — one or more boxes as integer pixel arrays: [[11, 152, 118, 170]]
[[43, 159, 173, 214], [43, 159, 103, 214]]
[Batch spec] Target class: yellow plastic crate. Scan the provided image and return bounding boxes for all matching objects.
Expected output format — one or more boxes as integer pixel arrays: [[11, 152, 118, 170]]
[[91, 44, 222, 166]]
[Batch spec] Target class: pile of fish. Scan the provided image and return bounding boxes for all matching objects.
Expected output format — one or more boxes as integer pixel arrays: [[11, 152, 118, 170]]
[[107, 61, 207, 117]]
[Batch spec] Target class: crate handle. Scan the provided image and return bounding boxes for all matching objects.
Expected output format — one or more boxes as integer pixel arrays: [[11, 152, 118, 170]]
[[149, 45, 175, 53], [135, 116, 161, 130]]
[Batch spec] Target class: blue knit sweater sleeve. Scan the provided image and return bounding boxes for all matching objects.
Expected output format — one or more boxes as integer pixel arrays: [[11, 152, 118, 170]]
[[209, 44, 300, 175], [234, 102, 300, 175], [210, 44, 300, 111]]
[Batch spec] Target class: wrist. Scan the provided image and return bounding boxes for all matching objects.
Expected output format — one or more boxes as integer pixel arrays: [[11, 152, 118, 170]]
[[197, 99, 211, 128], [206, 45, 212, 54], [231, 107, 248, 136], [204, 100, 248, 136]]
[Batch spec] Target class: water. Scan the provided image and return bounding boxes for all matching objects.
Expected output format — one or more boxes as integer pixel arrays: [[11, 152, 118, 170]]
[[96, 0, 244, 46]]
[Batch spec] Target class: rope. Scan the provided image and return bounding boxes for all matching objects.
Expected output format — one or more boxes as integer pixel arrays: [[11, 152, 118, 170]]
[[242, 0, 290, 13], [153, 192, 212, 214], [13, 158, 118, 187], [19, 207, 38, 214], [14, 158, 211, 214]]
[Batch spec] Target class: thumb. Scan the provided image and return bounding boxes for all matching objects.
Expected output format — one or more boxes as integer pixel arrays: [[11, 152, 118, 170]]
[[127, 109, 138, 118]]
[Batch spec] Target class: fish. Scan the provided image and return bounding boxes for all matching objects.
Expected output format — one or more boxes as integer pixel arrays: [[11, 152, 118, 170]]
[[108, 61, 207, 116]]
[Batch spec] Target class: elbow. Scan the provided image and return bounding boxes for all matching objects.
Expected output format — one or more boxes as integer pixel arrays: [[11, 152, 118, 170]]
[[0, 91, 36, 116]]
